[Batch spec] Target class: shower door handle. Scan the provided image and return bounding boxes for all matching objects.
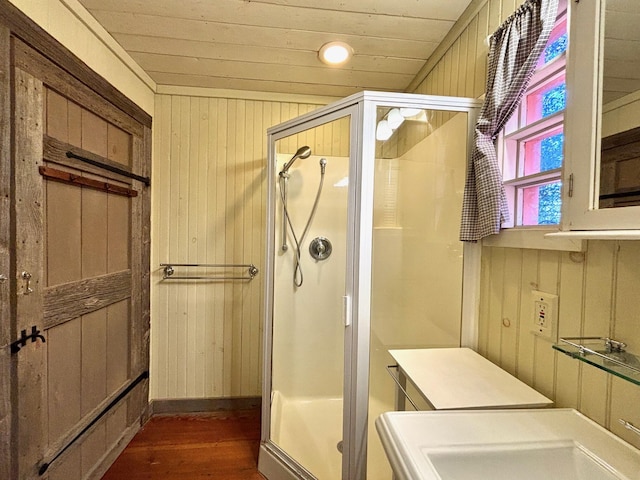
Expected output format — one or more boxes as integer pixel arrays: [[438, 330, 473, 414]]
[[342, 295, 351, 327]]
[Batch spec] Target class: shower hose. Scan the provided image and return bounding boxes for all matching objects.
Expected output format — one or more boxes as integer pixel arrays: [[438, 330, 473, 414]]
[[279, 163, 325, 287]]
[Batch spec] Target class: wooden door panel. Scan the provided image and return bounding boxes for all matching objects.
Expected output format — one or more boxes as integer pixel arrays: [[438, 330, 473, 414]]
[[46, 89, 69, 143], [108, 123, 131, 167], [47, 319, 82, 444], [8, 31, 150, 478], [81, 310, 108, 416], [107, 195, 131, 273], [14, 66, 46, 479], [107, 300, 130, 392], [81, 109, 108, 158], [46, 180, 82, 286], [81, 188, 108, 278], [48, 446, 81, 480]]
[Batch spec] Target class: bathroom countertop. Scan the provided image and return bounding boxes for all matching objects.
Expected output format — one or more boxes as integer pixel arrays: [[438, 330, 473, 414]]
[[389, 347, 553, 409]]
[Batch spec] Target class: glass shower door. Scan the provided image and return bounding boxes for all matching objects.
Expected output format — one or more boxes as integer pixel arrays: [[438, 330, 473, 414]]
[[265, 111, 353, 479]]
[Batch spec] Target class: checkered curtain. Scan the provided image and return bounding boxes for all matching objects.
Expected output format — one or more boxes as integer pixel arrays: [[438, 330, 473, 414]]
[[460, 0, 559, 242]]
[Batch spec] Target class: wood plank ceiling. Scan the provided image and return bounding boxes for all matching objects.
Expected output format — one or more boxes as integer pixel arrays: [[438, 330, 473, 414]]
[[78, 0, 475, 97]]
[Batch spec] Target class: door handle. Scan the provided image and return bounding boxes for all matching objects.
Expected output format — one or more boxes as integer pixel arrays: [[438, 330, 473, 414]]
[[0, 274, 7, 283], [21, 271, 34, 295]]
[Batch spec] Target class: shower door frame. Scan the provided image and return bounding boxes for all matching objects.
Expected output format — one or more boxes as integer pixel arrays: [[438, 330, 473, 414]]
[[261, 100, 363, 480], [260, 91, 482, 480]]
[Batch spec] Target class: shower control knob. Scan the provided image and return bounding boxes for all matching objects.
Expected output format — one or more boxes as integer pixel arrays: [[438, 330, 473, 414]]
[[309, 237, 332, 261]]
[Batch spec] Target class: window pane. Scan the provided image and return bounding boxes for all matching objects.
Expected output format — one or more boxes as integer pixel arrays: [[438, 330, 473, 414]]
[[521, 181, 562, 225], [523, 130, 564, 175], [544, 32, 567, 63], [526, 75, 566, 123]]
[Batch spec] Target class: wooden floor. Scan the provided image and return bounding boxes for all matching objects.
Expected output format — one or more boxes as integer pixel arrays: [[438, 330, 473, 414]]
[[102, 408, 265, 479]]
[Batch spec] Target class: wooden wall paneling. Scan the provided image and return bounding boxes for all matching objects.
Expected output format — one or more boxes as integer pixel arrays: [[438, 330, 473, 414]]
[[532, 250, 560, 399], [554, 251, 585, 408], [450, 41, 460, 97], [0, 23, 10, 480], [464, 16, 479, 98], [474, 5, 490, 99], [250, 99, 265, 394], [46, 180, 82, 286], [241, 100, 256, 395], [500, 248, 522, 375], [477, 247, 493, 355], [214, 98, 229, 396], [515, 249, 539, 385], [609, 377, 640, 449], [47, 319, 82, 449], [12, 39, 145, 137], [231, 99, 246, 396], [488, 0, 503, 33], [485, 246, 505, 364], [13, 67, 47, 478], [202, 98, 217, 397], [164, 96, 180, 397], [579, 241, 616, 425], [81, 310, 108, 416], [613, 242, 640, 352], [184, 97, 201, 397], [82, 188, 108, 278], [457, 31, 468, 97]]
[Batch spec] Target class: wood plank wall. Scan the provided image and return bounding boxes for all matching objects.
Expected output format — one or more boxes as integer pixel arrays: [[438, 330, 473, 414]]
[[151, 95, 340, 399], [412, 0, 640, 449]]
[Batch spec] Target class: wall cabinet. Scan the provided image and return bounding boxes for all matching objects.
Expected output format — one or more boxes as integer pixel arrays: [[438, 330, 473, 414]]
[[561, 0, 640, 234]]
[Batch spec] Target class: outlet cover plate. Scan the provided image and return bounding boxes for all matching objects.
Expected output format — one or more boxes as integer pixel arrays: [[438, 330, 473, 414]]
[[531, 290, 558, 339]]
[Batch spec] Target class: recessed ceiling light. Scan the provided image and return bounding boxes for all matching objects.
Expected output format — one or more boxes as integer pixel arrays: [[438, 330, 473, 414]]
[[318, 42, 353, 66]]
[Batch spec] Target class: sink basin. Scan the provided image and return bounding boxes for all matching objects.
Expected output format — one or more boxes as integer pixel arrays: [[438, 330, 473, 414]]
[[376, 409, 640, 480], [425, 441, 621, 480]]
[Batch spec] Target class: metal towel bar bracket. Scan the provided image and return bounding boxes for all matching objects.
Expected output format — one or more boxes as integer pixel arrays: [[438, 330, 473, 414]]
[[386, 365, 419, 411], [160, 263, 259, 281]]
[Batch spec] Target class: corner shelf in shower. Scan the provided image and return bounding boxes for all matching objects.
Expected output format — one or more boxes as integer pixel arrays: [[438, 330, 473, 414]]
[[553, 337, 640, 386]]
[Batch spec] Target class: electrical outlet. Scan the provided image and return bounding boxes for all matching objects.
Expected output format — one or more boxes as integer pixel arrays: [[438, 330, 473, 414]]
[[531, 290, 558, 339]]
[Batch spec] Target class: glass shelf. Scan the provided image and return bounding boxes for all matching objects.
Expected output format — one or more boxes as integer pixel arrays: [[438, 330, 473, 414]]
[[553, 337, 640, 386]]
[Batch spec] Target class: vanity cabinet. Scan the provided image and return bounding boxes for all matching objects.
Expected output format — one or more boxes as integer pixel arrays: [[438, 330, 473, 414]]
[[561, 0, 640, 233]]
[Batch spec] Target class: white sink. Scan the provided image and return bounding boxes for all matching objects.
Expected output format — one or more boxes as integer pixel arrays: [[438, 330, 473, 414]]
[[376, 409, 640, 480], [425, 441, 621, 480]]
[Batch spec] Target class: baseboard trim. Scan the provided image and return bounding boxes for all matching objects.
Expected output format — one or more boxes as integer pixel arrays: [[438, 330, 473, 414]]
[[149, 396, 261, 415]]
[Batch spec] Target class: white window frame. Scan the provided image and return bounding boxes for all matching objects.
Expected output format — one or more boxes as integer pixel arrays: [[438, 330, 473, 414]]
[[485, 1, 583, 251]]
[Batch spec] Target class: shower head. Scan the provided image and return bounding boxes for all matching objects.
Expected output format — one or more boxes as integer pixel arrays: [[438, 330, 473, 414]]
[[319, 158, 327, 174], [281, 146, 312, 173]]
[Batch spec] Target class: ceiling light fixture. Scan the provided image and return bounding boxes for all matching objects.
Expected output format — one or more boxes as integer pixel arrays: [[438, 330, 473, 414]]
[[319, 41, 353, 66]]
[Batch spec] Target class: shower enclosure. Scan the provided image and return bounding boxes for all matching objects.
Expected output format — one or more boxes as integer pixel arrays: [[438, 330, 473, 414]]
[[260, 92, 481, 480]]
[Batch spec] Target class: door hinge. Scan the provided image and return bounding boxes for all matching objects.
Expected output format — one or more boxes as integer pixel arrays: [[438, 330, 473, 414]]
[[568, 173, 574, 198], [11, 325, 46, 354]]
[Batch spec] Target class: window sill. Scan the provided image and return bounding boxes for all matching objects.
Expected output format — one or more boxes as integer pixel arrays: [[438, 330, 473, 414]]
[[545, 230, 640, 240], [482, 227, 585, 251]]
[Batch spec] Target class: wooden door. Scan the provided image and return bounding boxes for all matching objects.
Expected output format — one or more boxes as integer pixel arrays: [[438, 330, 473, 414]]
[[10, 37, 151, 480]]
